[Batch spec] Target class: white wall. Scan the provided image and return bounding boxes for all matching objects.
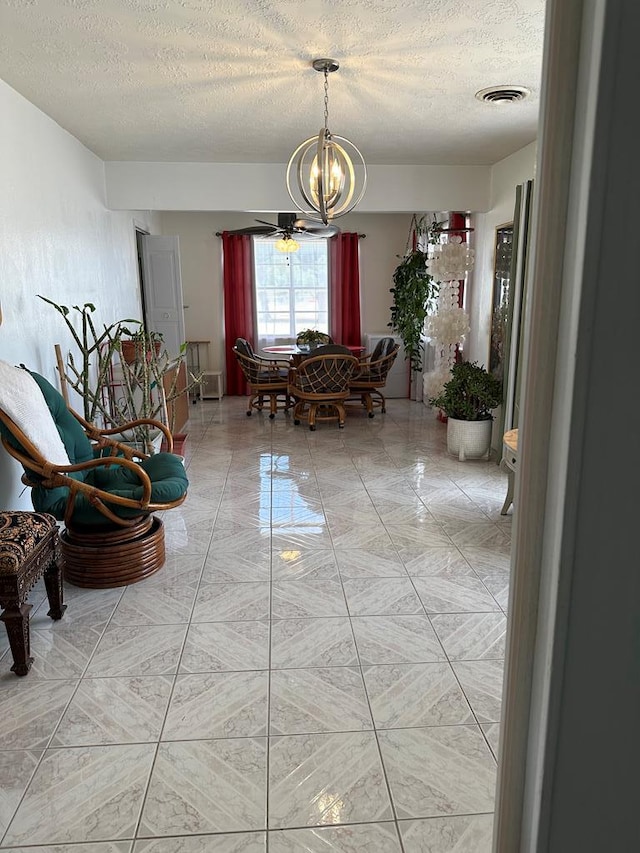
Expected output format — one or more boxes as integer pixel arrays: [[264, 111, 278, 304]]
[[0, 79, 159, 509], [107, 162, 491, 214], [467, 141, 537, 366], [158, 211, 414, 373]]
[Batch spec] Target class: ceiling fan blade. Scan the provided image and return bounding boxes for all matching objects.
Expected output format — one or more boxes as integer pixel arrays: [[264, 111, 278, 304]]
[[225, 225, 277, 235], [254, 219, 279, 229], [294, 219, 341, 237]]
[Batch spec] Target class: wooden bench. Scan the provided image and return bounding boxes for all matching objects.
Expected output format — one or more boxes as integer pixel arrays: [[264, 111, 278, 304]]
[[0, 511, 66, 675]]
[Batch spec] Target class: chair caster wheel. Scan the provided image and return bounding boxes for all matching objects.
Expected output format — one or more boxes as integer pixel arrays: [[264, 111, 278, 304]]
[[246, 411, 252, 417], [269, 413, 275, 419], [338, 424, 345, 429], [294, 419, 300, 425], [381, 407, 386, 413], [368, 412, 375, 418], [310, 425, 316, 431]]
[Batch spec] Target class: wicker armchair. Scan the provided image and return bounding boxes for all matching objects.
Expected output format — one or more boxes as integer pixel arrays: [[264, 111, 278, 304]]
[[0, 361, 188, 588], [349, 339, 400, 416], [288, 352, 359, 430], [233, 338, 291, 418]]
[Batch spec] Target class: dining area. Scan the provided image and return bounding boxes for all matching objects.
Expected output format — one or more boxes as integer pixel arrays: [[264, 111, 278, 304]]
[[232, 335, 399, 431]]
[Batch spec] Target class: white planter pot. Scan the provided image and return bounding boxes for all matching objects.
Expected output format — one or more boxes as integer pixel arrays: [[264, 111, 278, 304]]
[[446, 417, 493, 461]]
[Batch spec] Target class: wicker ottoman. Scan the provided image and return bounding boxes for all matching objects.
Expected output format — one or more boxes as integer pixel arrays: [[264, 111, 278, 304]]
[[0, 511, 66, 676]]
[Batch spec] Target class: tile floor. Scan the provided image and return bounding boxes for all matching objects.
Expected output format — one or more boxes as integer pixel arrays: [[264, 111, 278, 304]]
[[0, 397, 512, 851]]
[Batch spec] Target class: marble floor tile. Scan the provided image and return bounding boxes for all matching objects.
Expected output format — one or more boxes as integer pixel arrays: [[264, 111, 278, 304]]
[[334, 547, 407, 579], [271, 580, 348, 619], [202, 549, 271, 583], [452, 659, 505, 722], [0, 749, 42, 837], [3, 743, 155, 845], [0, 677, 77, 749], [269, 667, 372, 734], [271, 530, 334, 551], [268, 731, 392, 828], [431, 613, 507, 661], [134, 834, 266, 852], [401, 546, 474, 578], [270, 618, 358, 669], [27, 622, 104, 679], [86, 625, 187, 676], [399, 813, 494, 852], [32, 585, 122, 630], [481, 722, 501, 758], [110, 570, 201, 626], [192, 582, 271, 622], [378, 726, 496, 819], [385, 523, 452, 551], [139, 737, 267, 835], [329, 527, 394, 551], [2, 843, 131, 853], [444, 522, 511, 553], [351, 615, 446, 665], [363, 663, 473, 728], [269, 822, 402, 851], [164, 524, 214, 555], [412, 574, 500, 613], [271, 549, 339, 582], [180, 621, 270, 672], [52, 676, 173, 745], [163, 671, 269, 739], [457, 546, 511, 574], [342, 578, 423, 616]]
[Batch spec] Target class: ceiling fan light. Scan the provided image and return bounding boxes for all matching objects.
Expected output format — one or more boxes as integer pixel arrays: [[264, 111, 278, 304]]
[[275, 236, 300, 253]]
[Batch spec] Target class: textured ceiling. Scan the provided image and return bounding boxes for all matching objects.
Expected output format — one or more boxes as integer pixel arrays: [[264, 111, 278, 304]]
[[0, 0, 546, 165]]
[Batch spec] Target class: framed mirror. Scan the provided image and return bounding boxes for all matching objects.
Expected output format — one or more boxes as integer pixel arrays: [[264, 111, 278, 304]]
[[490, 223, 514, 384]]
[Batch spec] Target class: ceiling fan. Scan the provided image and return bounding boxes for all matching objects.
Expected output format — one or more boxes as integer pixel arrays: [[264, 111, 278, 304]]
[[225, 212, 340, 239]]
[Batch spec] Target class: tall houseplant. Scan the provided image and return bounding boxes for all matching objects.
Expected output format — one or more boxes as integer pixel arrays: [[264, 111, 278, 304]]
[[40, 296, 202, 454], [388, 215, 443, 372], [429, 361, 502, 460]]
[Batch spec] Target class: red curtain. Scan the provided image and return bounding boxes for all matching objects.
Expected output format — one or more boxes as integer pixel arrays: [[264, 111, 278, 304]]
[[222, 232, 254, 395], [329, 232, 361, 345]]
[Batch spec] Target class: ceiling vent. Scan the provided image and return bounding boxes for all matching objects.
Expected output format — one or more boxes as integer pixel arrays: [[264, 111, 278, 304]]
[[475, 85, 530, 104]]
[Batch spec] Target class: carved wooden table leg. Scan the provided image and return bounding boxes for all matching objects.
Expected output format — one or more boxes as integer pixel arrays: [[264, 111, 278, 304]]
[[0, 512, 64, 676]]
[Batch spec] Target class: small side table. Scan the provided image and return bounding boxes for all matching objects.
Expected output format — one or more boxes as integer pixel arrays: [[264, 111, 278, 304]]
[[201, 370, 224, 400], [0, 511, 66, 675], [500, 428, 519, 515]]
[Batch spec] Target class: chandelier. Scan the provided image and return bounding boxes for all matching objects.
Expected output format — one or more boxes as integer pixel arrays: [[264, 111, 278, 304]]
[[286, 59, 367, 225]]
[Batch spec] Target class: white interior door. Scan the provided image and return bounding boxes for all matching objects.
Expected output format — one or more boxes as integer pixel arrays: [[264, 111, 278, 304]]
[[139, 235, 186, 357]]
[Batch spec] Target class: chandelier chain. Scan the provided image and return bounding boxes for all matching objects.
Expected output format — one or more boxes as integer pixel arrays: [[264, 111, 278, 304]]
[[323, 68, 330, 134]]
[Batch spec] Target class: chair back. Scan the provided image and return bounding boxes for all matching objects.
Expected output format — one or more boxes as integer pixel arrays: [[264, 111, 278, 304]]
[[308, 344, 351, 357], [370, 337, 396, 361], [291, 353, 359, 396], [234, 338, 255, 359], [363, 345, 400, 383], [232, 346, 287, 388]]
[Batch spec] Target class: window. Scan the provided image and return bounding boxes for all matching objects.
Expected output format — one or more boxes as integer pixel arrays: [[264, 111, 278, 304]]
[[253, 238, 329, 341]]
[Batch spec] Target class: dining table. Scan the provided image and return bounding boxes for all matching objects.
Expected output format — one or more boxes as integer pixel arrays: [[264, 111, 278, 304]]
[[263, 344, 366, 366]]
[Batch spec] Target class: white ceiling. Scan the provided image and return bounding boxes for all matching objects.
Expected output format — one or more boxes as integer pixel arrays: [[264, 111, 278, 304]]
[[0, 0, 546, 166]]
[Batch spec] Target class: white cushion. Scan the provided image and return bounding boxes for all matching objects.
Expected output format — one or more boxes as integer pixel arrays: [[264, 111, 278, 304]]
[[0, 360, 71, 466]]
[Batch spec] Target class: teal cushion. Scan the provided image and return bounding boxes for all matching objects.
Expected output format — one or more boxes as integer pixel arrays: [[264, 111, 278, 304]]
[[32, 453, 188, 525], [29, 372, 95, 465]]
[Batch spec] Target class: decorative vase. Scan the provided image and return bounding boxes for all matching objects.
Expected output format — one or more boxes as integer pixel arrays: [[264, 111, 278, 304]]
[[446, 417, 492, 461]]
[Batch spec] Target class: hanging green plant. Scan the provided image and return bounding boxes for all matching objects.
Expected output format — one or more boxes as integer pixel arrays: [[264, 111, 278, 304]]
[[388, 215, 442, 372]]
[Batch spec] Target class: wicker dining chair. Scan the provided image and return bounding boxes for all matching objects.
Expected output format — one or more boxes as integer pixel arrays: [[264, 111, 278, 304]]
[[349, 340, 400, 417], [233, 338, 291, 419], [288, 352, 360, 430]]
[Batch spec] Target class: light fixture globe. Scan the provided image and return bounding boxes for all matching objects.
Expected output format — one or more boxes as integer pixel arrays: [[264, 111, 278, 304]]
[[286, 59, 367, 225]]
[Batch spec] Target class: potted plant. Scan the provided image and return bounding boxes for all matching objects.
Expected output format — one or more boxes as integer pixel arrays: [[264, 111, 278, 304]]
[[39, 296, 203, 455], [296, 329, 330, 351], [429, 361, 502, 460], [120, 326, 164, 364]]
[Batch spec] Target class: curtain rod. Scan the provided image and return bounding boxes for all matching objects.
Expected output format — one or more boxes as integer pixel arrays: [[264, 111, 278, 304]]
[[215, 231, 366, 238]]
